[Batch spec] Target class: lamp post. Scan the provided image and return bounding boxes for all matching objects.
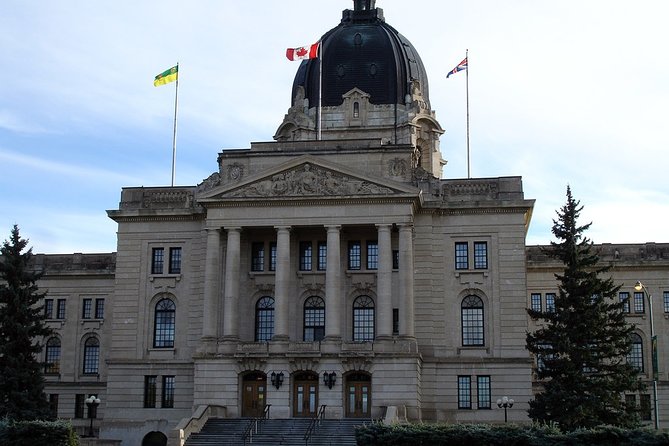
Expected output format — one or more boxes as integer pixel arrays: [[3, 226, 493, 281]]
[[85, 395, 101, 437], [496, 396, 514, 423], [635, 280, 659, 430]]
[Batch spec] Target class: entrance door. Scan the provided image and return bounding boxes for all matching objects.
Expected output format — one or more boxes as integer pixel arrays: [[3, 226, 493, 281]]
[[345, 373, 371, 418], [242, 372, 267, 417], [293, 372, 319, 417]]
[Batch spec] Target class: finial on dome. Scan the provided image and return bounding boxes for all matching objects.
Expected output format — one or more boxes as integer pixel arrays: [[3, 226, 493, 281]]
[[353, 0, 376, 11]]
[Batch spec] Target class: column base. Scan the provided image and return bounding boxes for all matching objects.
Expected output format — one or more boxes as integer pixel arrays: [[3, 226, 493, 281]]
[[197, 336, 219, 354]]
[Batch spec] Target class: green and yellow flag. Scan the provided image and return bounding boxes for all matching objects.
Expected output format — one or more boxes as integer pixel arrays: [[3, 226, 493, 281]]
[[154, 65, 178, 87]]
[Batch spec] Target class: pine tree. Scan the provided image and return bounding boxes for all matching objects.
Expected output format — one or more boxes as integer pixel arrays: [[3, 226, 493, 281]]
[[526, 187, 643, 430], [0, 225, 54, 420]]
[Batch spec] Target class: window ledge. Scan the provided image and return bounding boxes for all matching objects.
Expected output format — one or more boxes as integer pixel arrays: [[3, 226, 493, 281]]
[[149, 274, 182, 282], [457, 346, 490, 355]]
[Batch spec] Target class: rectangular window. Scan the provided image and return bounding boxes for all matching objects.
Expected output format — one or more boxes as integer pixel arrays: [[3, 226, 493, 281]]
[[625, 394, 636, 412], [664, 291, 669, 313], [530, 293, 542, 312], [634, 292, 645, 313], [366, 240, 378, 270], [619, 292, 630, 313], [82, 298, 92, 319], [299, 241, 313, 271], [473, 242, 488, 269], [251, 242, 265, 272], [75, 394, 85, 419], [162, 375, 175, 408], [455, 242, 469, 270], [95, 298, 105, 319], [317, 242, 327, 271], [640, 394, 652, 421], [545, 293, 556, 313], [477, 376, 491, 409], [56, 299, 66, 319], [392, 308, 399, 335], [169, 247, 182, 274], [44, 299, 54, 319], [392, 250, 399, 269], [269, 242, 277, 272], [144, 376, 157, 408], [458, 376, 472, 409], [49, 394, 59, 418], [151, 248, 164, 274], [348, 241, 361, 270]]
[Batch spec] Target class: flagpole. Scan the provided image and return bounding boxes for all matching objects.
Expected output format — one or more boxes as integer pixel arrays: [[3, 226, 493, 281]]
[[171, 62, 179, 187], [318, 42, 323, 141], [465, 49, 470, 179]]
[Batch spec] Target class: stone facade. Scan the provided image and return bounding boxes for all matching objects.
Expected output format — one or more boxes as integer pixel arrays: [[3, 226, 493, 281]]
[[25, 2, 669, 445]]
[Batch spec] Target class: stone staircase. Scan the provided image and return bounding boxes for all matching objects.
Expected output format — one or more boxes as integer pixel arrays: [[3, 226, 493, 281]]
[[184, 417, 364, 446]]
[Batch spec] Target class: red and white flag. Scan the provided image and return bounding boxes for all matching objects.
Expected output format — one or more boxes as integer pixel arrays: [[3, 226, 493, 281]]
[[286, 42, 320, 61]]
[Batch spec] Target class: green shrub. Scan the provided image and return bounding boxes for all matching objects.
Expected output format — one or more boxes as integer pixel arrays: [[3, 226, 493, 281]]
[[0, 418, 79, 446], [355, 423, 669, 446]]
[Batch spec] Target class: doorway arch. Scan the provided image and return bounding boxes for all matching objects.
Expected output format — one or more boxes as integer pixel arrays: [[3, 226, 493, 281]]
[[142, 431, 167, 446]]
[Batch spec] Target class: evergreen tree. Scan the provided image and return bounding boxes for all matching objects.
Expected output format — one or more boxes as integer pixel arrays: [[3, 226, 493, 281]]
[[0, 225, 53, 420], [526, 187, 643, 430]]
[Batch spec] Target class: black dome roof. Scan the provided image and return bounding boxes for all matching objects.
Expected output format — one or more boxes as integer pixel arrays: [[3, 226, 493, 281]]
[[291, 0, 430, 109]]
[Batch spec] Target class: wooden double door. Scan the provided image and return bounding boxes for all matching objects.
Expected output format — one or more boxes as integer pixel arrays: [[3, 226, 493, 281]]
[[293, 372, 319, 417], [345, 373, 371, 418], [242, 372, 267, 418]]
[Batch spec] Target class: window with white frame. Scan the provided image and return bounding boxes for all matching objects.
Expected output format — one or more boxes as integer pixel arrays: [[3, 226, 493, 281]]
[[154, 298, 176, 348], [530, 293, 542, 312], [619, 292, 630, 313], [458, 376, 471, 409], [255, 296, 275, 342], [83, 337, 100, 375], [353, 295, 375, 342], [627, 333, 644, 371], [461, 295, 484, 346]]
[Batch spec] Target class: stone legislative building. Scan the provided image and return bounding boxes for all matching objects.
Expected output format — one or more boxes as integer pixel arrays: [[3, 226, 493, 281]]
[[31, 1, 668, 445]]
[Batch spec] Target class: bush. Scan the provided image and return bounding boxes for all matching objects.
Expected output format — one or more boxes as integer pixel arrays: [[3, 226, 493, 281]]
[[355, 422, 669, 446], [0, 418, 79, 446]]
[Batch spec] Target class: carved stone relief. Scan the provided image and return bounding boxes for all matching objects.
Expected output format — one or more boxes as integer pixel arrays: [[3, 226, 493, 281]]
[[227, 163, 394, 198]]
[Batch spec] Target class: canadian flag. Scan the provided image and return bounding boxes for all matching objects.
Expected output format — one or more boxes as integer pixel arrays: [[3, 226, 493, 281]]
[[286, 42, 320, 61]]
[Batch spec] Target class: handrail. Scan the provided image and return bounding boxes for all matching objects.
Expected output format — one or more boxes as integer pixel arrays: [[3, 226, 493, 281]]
[[242, 405, 271, 445], [303, 404, 327, 445]]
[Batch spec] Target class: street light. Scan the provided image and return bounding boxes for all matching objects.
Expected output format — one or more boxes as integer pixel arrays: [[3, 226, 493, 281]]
[[635, 280, 659, 430], [496, 396, 514, 423], [85, 395, 101, 437]]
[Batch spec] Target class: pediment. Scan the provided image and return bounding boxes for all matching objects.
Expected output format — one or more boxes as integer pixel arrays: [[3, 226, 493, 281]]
[[198, 156, 417, 202]]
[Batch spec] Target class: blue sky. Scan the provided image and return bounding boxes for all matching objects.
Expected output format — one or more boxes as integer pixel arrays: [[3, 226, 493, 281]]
[[1, 0, 667, 253]]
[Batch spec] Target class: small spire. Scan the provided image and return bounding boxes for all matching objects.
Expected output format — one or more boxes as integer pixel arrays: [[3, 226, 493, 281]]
[[353, 0, 376, 11]]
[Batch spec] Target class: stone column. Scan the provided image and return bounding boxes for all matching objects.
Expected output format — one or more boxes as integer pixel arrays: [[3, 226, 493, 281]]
[[399, 224, 415, 338], [202, 227, 221, 342], [324, 225, 342, 340], [376, 224, 393, 338], [273, 226, 291, 340], [222, 227, 241, 340]]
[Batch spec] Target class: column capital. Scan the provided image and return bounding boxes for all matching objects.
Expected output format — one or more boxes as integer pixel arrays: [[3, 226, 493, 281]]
[[375, 223, 392, 231], [224, 226, 242, 233], [325, 224, 342, 231], [274, 225, 292, 232]]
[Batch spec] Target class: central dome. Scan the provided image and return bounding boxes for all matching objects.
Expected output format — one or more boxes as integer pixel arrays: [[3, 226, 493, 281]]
[[291, 0, 430, 108]]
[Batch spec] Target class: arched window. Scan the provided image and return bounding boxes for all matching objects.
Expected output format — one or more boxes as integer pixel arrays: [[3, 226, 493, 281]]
[[304, 296, 325, 342], [461, 295, 484, 346], [353, 296, 375, 342], [627, 333, 643, 371], [353, 101, 360, 118], [83, 337, 100, 374], [255, 296, 275, 342], [44, 337, 61, 374], [154, 298, 176, 348]]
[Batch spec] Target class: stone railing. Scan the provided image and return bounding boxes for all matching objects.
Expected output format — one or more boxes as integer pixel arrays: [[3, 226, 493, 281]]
[[170, 405, 227, 446]]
